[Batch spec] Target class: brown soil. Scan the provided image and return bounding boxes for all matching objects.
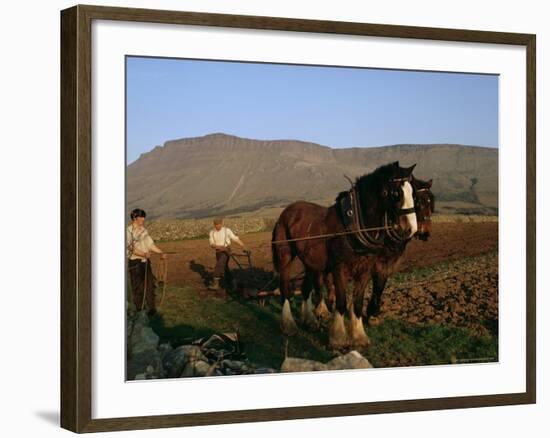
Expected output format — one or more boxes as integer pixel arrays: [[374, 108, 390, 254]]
[[377, 251, 498, 337], [152, 222, 498, 293]]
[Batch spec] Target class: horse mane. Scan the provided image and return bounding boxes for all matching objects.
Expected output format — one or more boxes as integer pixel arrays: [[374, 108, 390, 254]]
[[355, 162, 397, 193], [335, 162, 397, 204], [333, 163, 398, 230]]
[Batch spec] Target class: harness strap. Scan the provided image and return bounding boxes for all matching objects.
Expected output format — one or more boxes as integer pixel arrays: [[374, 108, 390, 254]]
[[397, 207, 416, 215], [351, 186, 385, 247]]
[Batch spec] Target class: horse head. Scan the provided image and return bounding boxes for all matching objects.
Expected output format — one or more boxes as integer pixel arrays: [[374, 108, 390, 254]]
[[384, 162, 418, 240], [355, 161, 418, 240], [411, 175, 435, 241]]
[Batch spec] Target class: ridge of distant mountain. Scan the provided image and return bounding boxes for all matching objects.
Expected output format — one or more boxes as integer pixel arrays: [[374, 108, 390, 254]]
[[127, 133, 498, 219]]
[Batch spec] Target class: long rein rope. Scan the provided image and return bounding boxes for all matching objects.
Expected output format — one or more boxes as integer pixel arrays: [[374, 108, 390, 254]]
[[270, 223, 392, 246], [129, 219, 401, 306]]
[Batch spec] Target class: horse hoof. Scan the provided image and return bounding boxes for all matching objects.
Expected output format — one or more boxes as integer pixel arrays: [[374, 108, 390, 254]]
[[314, 300, 331, 320], [281, 299, 298, 336], [329, 313, 349, 350]]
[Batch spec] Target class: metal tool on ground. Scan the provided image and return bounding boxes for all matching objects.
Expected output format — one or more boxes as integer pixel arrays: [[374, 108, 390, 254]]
[[229, 249, 253, 270]]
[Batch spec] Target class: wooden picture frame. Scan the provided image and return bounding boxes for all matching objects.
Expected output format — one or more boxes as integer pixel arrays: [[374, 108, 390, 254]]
[[60, 4, 536, 433]]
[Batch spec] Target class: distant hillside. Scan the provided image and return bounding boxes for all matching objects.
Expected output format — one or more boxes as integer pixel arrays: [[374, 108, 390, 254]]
[[126, 133, 498, 219]]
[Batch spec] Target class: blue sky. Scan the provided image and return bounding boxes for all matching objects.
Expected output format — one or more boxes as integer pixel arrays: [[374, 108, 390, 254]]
[[126, 56, 498, 164]]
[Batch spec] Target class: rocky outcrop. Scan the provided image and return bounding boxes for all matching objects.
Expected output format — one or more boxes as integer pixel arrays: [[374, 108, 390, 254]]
[[127, 312, 161, 380], [281, 351, 374, 373], [127, 312, 375, 379], [126, 312, 277, 379]]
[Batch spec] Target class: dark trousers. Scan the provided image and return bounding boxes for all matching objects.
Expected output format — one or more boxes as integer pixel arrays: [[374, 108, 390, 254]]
[[128, 259, 156, 311], [214, 249, 232, 280]]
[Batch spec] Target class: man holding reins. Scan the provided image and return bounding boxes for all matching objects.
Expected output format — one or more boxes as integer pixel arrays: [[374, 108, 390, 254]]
[[127, 208, 167, 315], [208, 218, 246, 290]]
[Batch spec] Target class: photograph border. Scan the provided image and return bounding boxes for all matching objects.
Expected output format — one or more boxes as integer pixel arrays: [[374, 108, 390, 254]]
[[60, 4, 536, 433]]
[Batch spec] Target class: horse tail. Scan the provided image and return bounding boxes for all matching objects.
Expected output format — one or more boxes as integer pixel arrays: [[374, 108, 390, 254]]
[[271, 218, 294, 273]]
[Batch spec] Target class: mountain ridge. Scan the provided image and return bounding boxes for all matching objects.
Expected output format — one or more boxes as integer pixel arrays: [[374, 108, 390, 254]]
[[127, 133, 498, 219]]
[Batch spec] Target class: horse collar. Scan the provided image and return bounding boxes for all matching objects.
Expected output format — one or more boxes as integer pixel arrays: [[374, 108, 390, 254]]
[[338, 185, 385, 253]]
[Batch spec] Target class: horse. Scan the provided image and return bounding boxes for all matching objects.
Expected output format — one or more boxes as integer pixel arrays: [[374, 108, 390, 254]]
[[314, 175, 435, 323], [271, 162, 418, 349], [366, 175, 435, 324]]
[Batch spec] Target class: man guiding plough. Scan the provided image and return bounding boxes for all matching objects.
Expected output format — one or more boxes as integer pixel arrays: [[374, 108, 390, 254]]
[[208, 218, 247, 290]]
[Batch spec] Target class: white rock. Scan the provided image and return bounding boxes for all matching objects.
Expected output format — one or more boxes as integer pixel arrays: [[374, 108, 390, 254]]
[[326, 350, 373, 370], [280, 357, 328, 373]]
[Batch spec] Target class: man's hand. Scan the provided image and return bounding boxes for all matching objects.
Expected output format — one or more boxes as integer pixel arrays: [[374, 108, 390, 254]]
[[160, 253, 167, 260]]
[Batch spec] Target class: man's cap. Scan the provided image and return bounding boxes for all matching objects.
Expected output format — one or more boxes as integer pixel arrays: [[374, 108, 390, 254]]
[[213, 217, 224, 225]]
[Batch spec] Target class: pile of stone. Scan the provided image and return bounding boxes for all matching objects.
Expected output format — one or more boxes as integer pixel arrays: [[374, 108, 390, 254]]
[[126, 312, 277, 380], [281, 350, 374, 373], [127, 311, 375, 380]]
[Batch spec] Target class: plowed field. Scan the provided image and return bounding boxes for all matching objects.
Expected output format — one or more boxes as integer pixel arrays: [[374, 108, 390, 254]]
[[153, 222, 498, 292]]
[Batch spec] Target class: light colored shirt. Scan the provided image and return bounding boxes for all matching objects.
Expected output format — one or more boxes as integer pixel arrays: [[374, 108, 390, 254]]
[[209, 226, 238, 248], [127, 225, 155, 261]]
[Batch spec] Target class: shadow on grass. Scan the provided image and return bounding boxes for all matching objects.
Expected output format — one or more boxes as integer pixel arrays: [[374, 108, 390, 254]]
[[189, 259, 214, 288], [151, 286, 332, 368]]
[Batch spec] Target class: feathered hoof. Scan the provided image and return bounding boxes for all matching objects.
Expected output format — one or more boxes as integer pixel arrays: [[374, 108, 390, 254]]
[[281, 299, 298, 336], [328, 312, 349, 350], [301, 297, 320, 329], [349, 313, 370, 348], [314, 299, 331, 320]]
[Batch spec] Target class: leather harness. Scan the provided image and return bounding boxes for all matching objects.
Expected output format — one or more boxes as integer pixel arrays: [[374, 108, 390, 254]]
[[337, 177, 417, 253]]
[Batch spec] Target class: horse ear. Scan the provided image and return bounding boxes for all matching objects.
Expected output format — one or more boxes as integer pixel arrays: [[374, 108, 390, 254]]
[[392, 161, 399, 168], [427, 178, 433, 188], [407, 164, 417, 175]]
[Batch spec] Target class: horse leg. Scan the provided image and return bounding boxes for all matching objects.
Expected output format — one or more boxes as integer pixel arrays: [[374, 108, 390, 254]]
[[279, 252, 298, 336], [328, 267, 349, 350], [326, 272, 336, 312], [367, 271, 387, 326], [300, 269, 319, 329], [349, 274, 370, 347], [314, 271, 331, 320]]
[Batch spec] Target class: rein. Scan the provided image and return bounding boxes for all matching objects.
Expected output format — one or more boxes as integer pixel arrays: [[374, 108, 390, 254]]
[[270, 223, 391, 245]]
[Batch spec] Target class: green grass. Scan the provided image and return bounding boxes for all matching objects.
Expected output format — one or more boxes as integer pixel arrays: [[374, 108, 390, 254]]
[[148, 287, 333, 368], [366, 319, 498, 368], [143, 283, 498, 370]]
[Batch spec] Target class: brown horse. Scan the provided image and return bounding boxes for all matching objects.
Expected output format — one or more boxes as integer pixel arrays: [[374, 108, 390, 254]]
[[272, 162, 418, 349], [366, 176, 435, 324], [315, 175, 435, 323]]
